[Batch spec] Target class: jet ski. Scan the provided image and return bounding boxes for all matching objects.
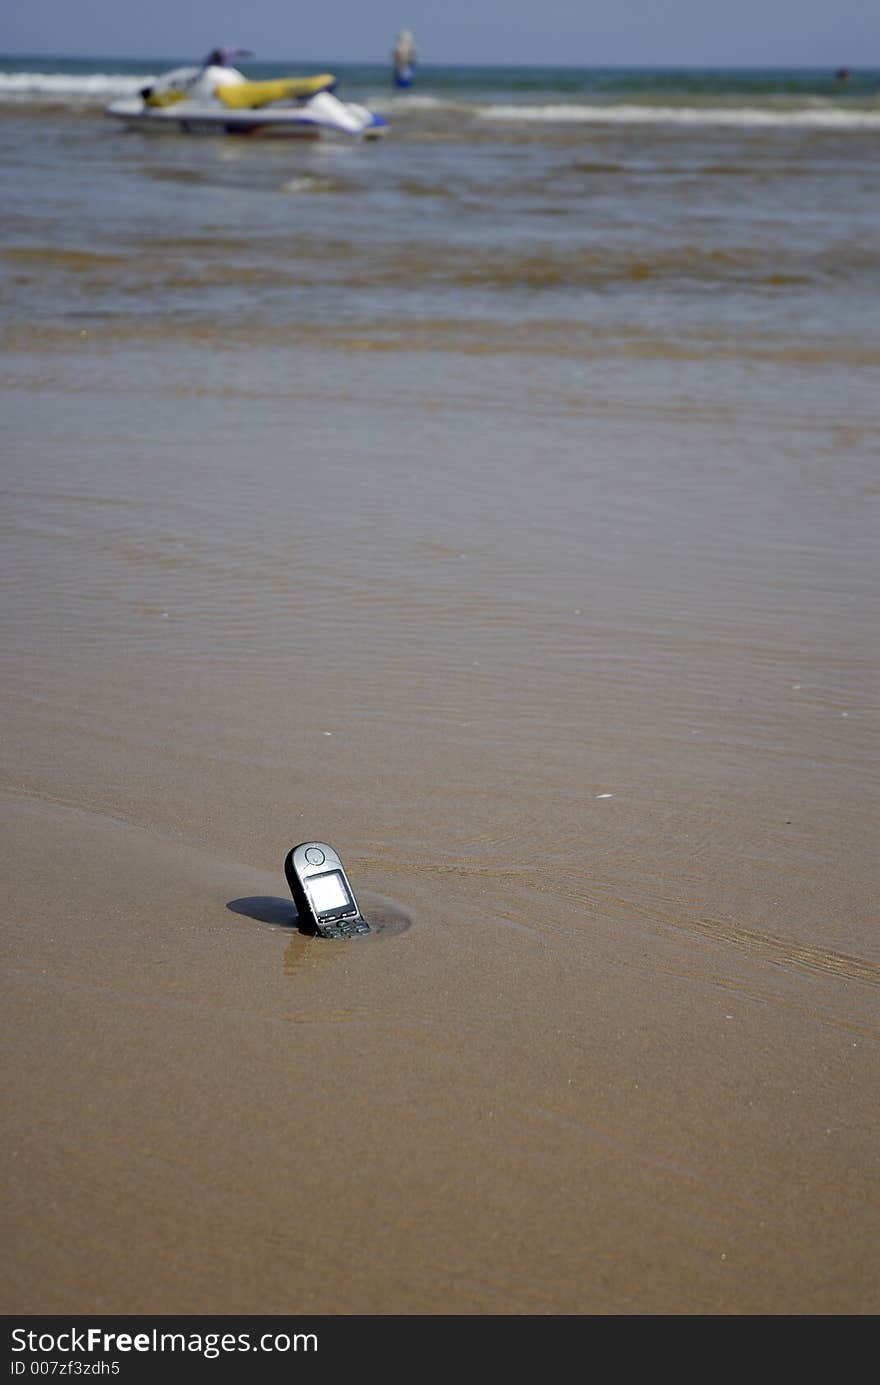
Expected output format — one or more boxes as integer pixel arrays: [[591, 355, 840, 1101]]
[[105, 48, 388, 139]]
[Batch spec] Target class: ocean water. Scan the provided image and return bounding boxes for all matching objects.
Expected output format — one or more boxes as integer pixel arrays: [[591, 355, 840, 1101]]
[[2, 56, 880, 347]]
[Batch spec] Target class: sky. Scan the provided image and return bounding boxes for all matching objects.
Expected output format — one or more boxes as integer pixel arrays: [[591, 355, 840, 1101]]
[[3, 0, 879, 68]]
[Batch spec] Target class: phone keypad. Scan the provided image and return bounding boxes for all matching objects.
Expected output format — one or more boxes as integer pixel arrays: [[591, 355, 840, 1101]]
[[317, 916, 371, 939]]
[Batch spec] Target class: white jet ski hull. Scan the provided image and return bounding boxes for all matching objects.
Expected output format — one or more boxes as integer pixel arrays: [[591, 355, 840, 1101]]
[[105, 91, 387, 140]]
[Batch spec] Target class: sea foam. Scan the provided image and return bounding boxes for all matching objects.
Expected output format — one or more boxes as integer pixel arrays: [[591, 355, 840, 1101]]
[[480, 101, 880, 129], [0, 72, 151, 102]]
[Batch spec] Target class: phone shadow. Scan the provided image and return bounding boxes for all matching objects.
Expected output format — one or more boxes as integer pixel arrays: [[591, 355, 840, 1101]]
[[226, 893, 414, 940], [226, 895, 314, 935]]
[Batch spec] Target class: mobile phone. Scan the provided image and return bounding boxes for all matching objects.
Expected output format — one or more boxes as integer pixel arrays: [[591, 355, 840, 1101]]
[[284, 842, 371, 939]]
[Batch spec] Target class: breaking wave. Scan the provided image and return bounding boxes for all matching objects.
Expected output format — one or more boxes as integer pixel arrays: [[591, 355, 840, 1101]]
[[0, 71, 150, 103], [480, 101, 880, 129], [2, 71, 879, 131]]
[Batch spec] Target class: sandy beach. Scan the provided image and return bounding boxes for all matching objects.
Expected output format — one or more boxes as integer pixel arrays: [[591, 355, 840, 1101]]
[[2, 70, 879, 1314], [2, 337, 877, 1316]]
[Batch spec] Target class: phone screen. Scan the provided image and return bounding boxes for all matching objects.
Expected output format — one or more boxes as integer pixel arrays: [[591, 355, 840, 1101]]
[[306, 870, 353, 917]]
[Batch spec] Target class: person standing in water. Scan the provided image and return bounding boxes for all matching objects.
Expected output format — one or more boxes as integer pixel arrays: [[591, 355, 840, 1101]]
[[391, 29, 417, 88]]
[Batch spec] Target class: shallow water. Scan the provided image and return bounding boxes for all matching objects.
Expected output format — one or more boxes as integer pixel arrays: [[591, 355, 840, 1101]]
[[2, 59, 880, 343]]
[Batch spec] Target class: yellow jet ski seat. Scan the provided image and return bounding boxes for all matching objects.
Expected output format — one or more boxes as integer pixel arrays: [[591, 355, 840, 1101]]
[[215, 75, 337, 108], [143, 87, 188, 107]]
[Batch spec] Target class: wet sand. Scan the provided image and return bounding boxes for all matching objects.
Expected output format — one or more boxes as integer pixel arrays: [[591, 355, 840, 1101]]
[[2, 339, 878, 1314]]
